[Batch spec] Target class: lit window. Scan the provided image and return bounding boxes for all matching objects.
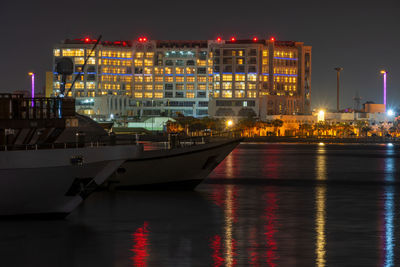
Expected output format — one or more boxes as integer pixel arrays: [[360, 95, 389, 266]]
[[187, 76, 195, 82], [54, 49, 61, 57], [197, 60, 206, 66], [87, 57, 96, 65], [237, 50, 244, 57], [154, 92, 163, 98], [134, 60, 143, 67], [62, 49, 84, 57], [248, 83, 257, 90], [155, 84, 163, 90], [197, 76, 207, 83], [262, 75, 269, 82], [145, 84, 152, 90], [187, 92, 195, 98], [247, 74, 257, 81], [176, 84, 184, 90], [187, 84, 194, 90], [144, 76, 152, 82], [74, 57, 85, 65], [176, 67, 184, 75], [235, 74, 245, 81], [155, 76, 163, 82], [134, 84, 143, 90], [176, 76, 184, 82], [165, 77, 173, 82], [236, 58, 244, 65], [236, 82, 245, 89], [134, 76, 143, 82], [214, 90, 220, 97], [198, 84, 206, 90], [143, 68, 152, 75], [235, 90, 245, 98], [186, 67, 195, 74], [134, 92, 143, 98], [165, 67, 173, 74], [154, 68, 164, 75], [262, 50, 268, 57], [222, 90, 232, 98], [247, 91, 257, 98], [135, 52, 144, 58], [144, 92, 153, 98], [222, 82, 232, 89], [146, 52, 154, 58], [214, 82, 220, 89], [222, 74, 232, 81], [144, 59, 153, 66]]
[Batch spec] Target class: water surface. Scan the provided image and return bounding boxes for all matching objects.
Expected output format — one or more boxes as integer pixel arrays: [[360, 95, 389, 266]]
[[0, 143, 399, 266]]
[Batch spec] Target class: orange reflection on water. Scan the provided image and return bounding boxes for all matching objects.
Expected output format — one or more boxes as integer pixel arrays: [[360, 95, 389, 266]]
[[315, 145, 327, 267], [131, 222, 150, 267], [225, 185, 237, 267]]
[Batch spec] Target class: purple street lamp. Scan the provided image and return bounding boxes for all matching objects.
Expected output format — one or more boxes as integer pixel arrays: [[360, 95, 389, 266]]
[[380, 70, 387, 109], [28, 72, 35, 106]]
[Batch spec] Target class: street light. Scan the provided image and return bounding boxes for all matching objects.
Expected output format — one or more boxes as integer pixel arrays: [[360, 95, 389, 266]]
[[226, 120, 233, 127], [28, 72, 35, 107], [318, 110, 325, 122], [380, 70, 388, 109], [334, 67, 343, 112]]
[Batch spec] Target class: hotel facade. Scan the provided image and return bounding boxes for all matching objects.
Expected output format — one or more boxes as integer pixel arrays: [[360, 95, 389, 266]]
[[51, 37, 311, 119]]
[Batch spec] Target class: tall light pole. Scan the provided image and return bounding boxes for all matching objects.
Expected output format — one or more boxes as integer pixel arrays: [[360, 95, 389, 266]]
[[28, 72, 35, 107], [334, 67, 343, 112], [380, 70, 388, 110]]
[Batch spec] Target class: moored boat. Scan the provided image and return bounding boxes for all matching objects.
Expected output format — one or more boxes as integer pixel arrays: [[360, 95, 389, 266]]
[[112, 138, 241, 190], [0, 144, 139, 218]]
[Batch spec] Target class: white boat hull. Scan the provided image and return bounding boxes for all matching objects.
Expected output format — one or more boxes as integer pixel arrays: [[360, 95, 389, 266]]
[[114, 139, 241, 189], [0, 145, 139, 217]]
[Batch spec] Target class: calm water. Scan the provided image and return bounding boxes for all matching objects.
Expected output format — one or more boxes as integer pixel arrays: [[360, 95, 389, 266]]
[[1, 143, 399, 266]]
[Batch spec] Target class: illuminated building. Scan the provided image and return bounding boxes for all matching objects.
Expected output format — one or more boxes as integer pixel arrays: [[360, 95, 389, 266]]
[[52, 38, 134, 117], [208, 38, 312, 118], [52, 37, 312, 119], [131, 39, 212, 117]]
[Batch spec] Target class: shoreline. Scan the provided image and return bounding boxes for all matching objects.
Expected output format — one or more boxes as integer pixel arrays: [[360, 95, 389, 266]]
[[242, 136, 398, 144]]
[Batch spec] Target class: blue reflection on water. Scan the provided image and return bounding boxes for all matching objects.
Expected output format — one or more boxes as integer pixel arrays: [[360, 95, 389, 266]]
[[384, 144, 395, 267]]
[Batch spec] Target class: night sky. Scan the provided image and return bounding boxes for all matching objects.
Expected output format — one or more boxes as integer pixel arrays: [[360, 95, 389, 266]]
[[1, 0, 399, 110]]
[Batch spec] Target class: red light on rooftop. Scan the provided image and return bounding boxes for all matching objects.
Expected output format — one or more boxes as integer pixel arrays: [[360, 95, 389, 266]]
[[143, 37, 147, 42], [253, 37, 258, 42], [138, 37, 143, 42], [138, 36, 148, 42], [84, 37, 90, 43], [270, 37, 275, 42], [216, 37, 222, 42], [230, 37, 236, 42]]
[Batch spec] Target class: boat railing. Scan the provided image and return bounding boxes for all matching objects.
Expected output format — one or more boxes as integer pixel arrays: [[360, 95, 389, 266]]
[[0, 139, 140, 151], [167, 130, 241, 149]]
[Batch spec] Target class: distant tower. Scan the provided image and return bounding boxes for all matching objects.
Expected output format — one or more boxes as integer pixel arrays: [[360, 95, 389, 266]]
[[334, 67, 343, 112], [353, 91, 362, 111], [380, 70, 388, 110]]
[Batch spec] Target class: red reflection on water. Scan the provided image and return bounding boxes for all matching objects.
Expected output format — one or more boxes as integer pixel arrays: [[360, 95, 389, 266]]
[[131, 222, 150, 267], [248, 227, 261, 267], [264, 191, 278, 266], [210, 235, 224, 267], [262, 148, 280, 179]]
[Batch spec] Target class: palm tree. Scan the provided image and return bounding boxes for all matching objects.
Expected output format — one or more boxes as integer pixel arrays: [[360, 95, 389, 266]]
[[271, 119, 283, 136]]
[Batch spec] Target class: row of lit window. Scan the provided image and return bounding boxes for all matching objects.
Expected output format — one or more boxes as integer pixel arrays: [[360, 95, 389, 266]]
[[74, 57, 96, 65], [134, 84, 208, 90], [134, 52, 154, 59], [214, 74, 258, 82], [54, 82, 96, 90], [134, 92, 163, 98], [102, 83, 121, 90], [274, 50, 297, 58], [55, 49, 87, 57], [100, 51, 132, 58], [101, 59, 132, 66], [214, 82, 257, 90], [102, 67, 129, 74], [134, 76, 212, 83], [214, 90, 257, 98], [274, 76, 297, 83], [101, 75, 133, 82], [134, 59, 154, 67], [273, 84, 297, 91], [274, 68, 297, 75]]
